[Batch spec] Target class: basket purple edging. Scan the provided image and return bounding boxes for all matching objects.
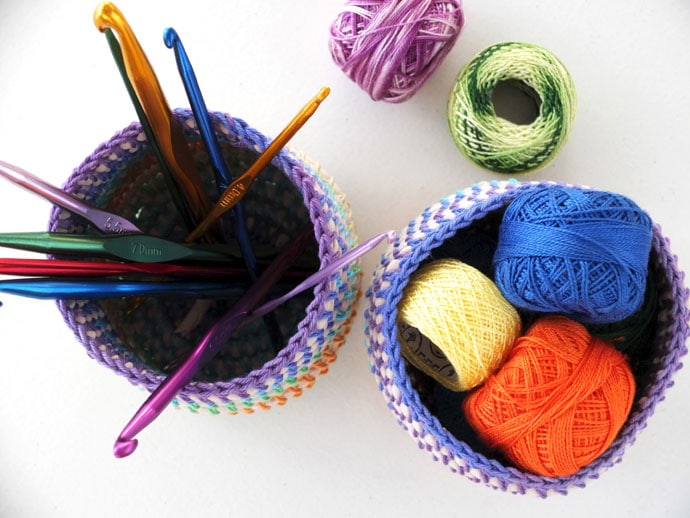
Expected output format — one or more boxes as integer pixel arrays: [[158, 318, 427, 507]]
[[364, 179, 689, 496], [48, 108, 361, 414]]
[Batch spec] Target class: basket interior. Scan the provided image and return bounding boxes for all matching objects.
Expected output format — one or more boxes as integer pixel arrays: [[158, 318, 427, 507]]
[[51, 127, 319, 382], [398, 202, 668, 464]]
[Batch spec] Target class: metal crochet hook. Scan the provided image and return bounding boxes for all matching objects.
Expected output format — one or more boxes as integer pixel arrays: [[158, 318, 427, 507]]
[[94, 2, 213, 228], [164, 26, 284, 349], [163, 28, 235, 192], [0, 160, 141, 234], [102, 29, 192, 230], [0, 232, 233, 263], [185, 86, 330, 243], [113, 229, 396, 457], [0, 277, 248, 300], [0, 257, 311, 280]]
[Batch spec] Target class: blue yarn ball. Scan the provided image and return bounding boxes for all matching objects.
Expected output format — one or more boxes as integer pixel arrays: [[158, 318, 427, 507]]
[[494, 185, 653, 324]]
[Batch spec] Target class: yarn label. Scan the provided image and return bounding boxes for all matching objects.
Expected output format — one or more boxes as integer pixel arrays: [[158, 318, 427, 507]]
[[398, 323, 457, 381]]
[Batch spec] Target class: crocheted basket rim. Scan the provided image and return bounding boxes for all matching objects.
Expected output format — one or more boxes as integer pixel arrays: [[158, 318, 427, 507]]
[[50, 108, 361, 410], [365, 179, 689, 496]]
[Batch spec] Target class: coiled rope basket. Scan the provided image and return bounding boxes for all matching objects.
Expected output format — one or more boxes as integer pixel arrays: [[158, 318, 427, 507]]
[[49, 109, 361, 415], [364, 179, 689, 496]]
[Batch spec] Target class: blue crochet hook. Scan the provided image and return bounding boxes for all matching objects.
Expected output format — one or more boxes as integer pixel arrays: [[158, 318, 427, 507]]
[[164, 27, 283, 350], [0, 278, 245, 300]]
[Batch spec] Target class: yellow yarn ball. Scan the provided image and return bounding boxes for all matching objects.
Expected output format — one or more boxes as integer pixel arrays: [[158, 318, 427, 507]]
[[397, 259, 521, 391]]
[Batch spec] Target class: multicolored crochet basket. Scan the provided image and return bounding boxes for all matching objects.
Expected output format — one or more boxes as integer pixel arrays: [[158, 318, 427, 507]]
[[364, 179, 689, 496], [49, 108, 360, 414]]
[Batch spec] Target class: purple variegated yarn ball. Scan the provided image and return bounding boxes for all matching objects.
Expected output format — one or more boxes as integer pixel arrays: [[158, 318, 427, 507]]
[[329, 0, 465, 102]]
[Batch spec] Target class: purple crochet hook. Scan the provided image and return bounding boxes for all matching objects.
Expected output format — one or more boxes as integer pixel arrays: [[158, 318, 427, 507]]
[[0, 160, 142, 234], [113, 229, 396, 457]]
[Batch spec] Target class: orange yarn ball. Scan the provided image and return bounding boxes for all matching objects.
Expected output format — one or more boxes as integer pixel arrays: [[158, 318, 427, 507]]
[[462, 315, 635, 477]]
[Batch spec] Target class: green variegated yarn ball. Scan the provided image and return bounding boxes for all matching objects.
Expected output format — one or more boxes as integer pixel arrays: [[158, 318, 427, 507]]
[[447, 41, 576, 173]]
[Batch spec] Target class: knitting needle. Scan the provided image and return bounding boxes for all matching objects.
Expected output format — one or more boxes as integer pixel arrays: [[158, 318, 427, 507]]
[[102, 29, 192, 230], [185, 86, 330, 243], [113, 229, 395, 457], [164, 27, 284, 349], [94, 2, 213, 229], [0, 160, 142, 234]]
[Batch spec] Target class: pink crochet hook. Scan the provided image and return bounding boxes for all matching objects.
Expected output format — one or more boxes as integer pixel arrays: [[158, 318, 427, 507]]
[[113, 229, 396, 457]]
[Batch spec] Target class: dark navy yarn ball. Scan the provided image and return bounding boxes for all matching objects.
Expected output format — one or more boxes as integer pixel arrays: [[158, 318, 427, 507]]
[[493, 185, 653, 324]]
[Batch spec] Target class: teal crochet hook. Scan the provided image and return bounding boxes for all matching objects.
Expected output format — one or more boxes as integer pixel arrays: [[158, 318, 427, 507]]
[[0, 232, 231, 263]]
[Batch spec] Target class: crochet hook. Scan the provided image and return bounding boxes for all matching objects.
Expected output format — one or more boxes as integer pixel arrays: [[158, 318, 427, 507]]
[[113, 229, 396, 457], [102, 29, 192, 230], [0, 232, 231, 263], [0, 258, 313, 280], [165, 26, 284, 349], [0, 160, 142, 234], [94, 2, 213, 228], [185, 86, 330, 243], [0, 278, 246, 300]]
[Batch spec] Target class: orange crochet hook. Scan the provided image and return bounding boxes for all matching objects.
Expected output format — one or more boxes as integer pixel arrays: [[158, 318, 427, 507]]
[[94, 2, 212, 227], [185, 87, 330, 243]]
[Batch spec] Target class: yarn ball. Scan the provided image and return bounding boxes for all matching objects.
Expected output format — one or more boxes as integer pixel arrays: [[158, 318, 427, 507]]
[[463, 315, 636, 477], [447, 41, 576, 173], [494, 185, 653, 324], [329, 0, 465, 103], [397, 259, 521, 391]]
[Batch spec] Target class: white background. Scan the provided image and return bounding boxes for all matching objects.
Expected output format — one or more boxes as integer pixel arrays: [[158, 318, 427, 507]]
[[0, 1, 689, 516]]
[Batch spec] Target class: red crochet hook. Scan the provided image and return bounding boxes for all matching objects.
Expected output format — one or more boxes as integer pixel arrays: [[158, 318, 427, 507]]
[[0, 258, 311, 280]]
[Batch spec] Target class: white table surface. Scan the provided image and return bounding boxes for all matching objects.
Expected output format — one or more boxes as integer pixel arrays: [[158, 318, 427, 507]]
[[0, 1, 688, 516]]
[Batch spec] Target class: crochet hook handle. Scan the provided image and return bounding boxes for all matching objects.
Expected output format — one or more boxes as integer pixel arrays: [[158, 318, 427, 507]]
[[0, 160, 142, 234]]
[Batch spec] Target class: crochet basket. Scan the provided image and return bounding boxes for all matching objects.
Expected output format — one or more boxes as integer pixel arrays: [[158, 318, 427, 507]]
[[49, 108, 360, 414], [364, 179, 689, 496]]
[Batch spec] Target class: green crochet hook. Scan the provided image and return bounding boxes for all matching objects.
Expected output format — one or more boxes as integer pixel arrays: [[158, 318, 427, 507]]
[[0, 232, 231, 263]]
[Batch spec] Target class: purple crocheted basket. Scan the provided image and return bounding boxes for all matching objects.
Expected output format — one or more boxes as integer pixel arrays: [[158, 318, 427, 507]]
[[49, 109, 361, 414], [364, 179, 689, 496]]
